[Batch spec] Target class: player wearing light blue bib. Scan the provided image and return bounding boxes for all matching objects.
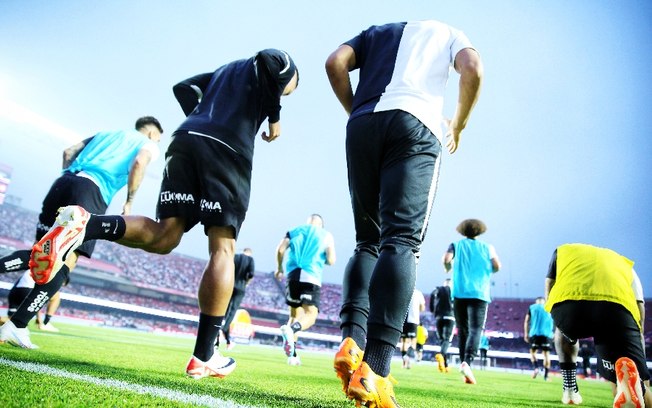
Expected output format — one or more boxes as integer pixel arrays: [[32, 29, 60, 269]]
[[443, 219, 500, 382], [524, 297, 554, 380], [275, 214, 336, 364], [67, 129, 159, 206]]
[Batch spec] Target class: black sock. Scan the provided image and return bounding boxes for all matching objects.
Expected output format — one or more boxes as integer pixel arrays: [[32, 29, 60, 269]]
[[342, 323, 366, 349], [560, 362, 578, 391], [544, 367, 549, 379], [43, 314, 52, 325], [364, 339, 395, 377], [85, 215, 126, 242], [290, 321, 302, 333], [11, 265, 69, 328], [193, 313, 223, 362], [0, 250, 31, 273]]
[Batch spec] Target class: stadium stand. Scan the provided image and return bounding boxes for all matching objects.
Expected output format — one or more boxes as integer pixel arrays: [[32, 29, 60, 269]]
[[1, 202, 651, 361]]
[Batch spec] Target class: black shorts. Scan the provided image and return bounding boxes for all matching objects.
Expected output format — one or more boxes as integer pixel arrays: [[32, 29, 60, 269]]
[[8, 287, 32, 316], [551, 300, 650, 383], [401, 322, 418, 339], [38, 172, 107, 258], [156, 131, 252, 237], [529, 335, 552, 352], [285, 280, 321, 308]]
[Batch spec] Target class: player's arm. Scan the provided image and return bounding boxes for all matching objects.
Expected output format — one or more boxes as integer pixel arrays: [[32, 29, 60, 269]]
[[442, 244, 455, 272], [122, 145, 154, 215], [544, 249, 558, 301], [446, 48, 484, 154], [62, 137, 93, 169], [275, 236, 290, 281], [172, 72, 213, 116], [523, 310, 531, 342], [325, 44, 356, 116], [324, 232, 336, 266], [255, 49, 297, 142], [429, 289, 437, 313], [490, 245, 501, 273]]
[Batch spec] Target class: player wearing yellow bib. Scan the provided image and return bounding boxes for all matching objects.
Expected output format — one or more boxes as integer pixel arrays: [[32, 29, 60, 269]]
[[545, 243, 650, 407]]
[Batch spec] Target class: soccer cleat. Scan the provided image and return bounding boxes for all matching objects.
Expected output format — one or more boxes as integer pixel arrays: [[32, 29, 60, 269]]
[[38, 322, 60, 333], [614, 357, 644, 408], [334, 337, 364, 393], [185, 351, 236, 379], [347, 362, 400, 408], [435, 353, 446, 373], [29, 206, 90, 285], [460, 361, 476, 384], [561, 388, 583, 405], [532, 367, 540, 379], [287, 356, 302, 366], [0, 320, 39, 349], [280, 325, 295, 357]]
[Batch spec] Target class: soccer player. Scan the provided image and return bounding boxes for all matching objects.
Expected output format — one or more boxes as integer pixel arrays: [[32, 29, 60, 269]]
[[523, 296, 554, 380], [430, 278, 455, 373], [0, 116, 163, 348], [443, 218, 501, 384], [275, 214, 336, 365], [12, 49, 299, 380], [399, 288, 425, 369], [221, 248, 255, 350], [545, 243, 651, 407], [327, 20, 483, 407]]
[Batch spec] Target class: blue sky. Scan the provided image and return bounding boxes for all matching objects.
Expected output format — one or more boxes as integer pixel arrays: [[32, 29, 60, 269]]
[[0, 1, 650, 299]]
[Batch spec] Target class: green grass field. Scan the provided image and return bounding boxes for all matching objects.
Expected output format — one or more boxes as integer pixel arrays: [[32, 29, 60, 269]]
[[0, 323, 614, 407]]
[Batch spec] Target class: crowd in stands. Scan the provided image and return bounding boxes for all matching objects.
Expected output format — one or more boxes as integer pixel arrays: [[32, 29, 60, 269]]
[[1, 203, 651, 356]]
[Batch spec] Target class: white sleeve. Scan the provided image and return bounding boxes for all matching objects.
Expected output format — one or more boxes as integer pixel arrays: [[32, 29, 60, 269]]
[[631, 269, 644, 302], [140, 141, 160, 162], [488, 244, 497, 259]]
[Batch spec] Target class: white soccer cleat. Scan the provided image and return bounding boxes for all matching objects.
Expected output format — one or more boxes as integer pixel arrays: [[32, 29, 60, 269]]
[[29, 205, 90, 285], [287, 356, 301, 366], [562, 388, 583, 405], [460, 361, 476, 384], [0, 320, 39, 349], [185, 351, 236, 379], [38, 322, 60, 333], [280, 325, 295, 357], [614, 357, 644, 408]]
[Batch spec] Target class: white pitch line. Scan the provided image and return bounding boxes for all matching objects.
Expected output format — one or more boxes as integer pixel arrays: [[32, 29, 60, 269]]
[[0, 357, 257, 408]]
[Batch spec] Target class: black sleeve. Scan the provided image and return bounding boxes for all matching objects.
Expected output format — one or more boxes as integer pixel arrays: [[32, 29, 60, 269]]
[[547, 249, 558, 280], [246, 257, 256, 281], [255, 49, 296, 123], [172, 72, 213, 116], [429, 289, 437, 313], [447, 243, 455, 255]]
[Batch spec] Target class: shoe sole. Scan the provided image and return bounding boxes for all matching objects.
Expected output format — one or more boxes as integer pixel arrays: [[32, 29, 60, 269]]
[[186, 360, 236, 380], [614, 357, 643, 408], [29, 207, 88, 285]]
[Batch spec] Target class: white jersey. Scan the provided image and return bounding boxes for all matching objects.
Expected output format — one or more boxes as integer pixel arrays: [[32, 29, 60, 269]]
[[406, 289, 425, 324]]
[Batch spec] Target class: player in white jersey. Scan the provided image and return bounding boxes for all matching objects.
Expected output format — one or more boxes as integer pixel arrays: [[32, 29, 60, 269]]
[[327, 20, 483, 407]]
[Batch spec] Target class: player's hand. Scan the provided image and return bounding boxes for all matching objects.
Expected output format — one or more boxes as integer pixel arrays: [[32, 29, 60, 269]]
[[443, 118, 462, 154], [274, 270, 283, 281], [262, 121, 281, 143], [524, 335, 529, 343], [122, 202, 132, 216]]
